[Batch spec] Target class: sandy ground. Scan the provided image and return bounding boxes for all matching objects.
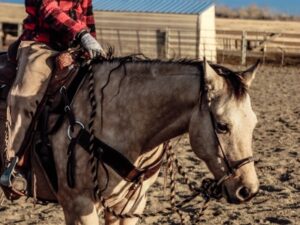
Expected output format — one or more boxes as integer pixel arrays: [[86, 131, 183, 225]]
[[0, 65, 300, 225]]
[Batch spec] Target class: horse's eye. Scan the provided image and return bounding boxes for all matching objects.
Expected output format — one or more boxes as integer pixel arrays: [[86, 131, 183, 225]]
[[216, 122, 229, 134]]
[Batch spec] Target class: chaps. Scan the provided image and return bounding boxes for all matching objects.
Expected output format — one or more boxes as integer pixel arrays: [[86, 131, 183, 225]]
[[7, 41, 58, 160]]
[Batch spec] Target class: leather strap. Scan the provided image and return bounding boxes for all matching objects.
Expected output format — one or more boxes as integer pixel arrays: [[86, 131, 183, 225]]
[[67, 135, 80, 188], [76, 129, 164, 183], [48, 61, 89, 134]]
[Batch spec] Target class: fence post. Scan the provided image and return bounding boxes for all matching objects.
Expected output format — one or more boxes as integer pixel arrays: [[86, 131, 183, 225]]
[[196, 14, 201, 59], [262, 33, 267, 65], [165, 28, 170, 59], [117, 29, 122, 56], [156, 29, 167, 59], [136, 30, 141, 54], [279, 47, 285, 67], [241, 31, 247, 65]]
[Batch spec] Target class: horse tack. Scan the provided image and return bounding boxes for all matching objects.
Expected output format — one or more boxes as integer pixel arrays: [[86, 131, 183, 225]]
[[64, 119, 167, 185], [208, 110, 255, 187]]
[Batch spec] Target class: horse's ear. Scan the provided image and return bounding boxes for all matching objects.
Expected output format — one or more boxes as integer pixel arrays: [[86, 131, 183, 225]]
[[203, 58, 224, 101], [240, 60, 261, 87]]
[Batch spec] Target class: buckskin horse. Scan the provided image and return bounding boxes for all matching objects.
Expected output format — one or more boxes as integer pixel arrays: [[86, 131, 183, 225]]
[[0, 51, 260, 225]]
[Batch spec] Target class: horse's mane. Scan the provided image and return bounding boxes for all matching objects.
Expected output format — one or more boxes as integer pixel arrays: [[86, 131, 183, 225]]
[[95, 48, 248, 100]]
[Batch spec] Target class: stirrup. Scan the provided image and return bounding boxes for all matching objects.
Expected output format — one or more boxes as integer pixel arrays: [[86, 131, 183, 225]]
[[0, 157, 19, 187], [0, 157, 27, 196]]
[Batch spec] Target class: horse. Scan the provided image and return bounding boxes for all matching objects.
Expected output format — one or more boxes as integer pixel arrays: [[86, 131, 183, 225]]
[[2, 54, 260, 225]]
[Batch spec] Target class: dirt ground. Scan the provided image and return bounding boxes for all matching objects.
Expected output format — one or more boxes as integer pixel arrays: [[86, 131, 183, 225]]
[[0, 65, 300, 225]]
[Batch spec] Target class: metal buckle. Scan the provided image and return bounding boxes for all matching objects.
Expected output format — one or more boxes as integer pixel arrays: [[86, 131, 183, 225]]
[[59, 86, 67, 94], [0, 157, 19, 187], [64, 105, 71, 112], [67, 121, 85, 140]]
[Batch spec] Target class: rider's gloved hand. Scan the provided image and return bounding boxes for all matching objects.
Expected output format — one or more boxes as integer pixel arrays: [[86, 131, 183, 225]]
[[79, 31, 105, 59]]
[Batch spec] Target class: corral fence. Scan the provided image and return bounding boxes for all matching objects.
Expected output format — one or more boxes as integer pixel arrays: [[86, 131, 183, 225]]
[[96, 27, 215, 60], [1, 21, 300, 66], [216, 30, 300, 66]]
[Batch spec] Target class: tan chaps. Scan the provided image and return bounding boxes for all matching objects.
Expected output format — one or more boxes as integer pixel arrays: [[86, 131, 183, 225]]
[[6, 41, 57, 159]]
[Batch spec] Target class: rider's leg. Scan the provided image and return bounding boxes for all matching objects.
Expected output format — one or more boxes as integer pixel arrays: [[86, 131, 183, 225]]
[[0, 41, 57, 190], [0, 41, 18, 189]]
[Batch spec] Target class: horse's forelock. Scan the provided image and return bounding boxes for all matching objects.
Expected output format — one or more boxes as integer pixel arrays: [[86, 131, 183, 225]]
[[210, 64, 248, 100]]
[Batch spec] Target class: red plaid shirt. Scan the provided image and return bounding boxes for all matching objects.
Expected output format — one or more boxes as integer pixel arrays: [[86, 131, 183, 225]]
[[21, 0, 96, 50]]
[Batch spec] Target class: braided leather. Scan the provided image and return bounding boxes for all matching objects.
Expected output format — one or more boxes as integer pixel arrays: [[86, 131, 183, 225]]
[[87, 63, 101, 200]]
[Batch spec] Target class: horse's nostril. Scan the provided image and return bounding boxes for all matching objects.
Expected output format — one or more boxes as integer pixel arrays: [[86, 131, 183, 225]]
[[237, 186, 251, 200]]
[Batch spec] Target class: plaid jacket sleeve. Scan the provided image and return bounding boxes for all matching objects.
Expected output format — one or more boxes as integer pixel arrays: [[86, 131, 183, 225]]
[[40, 0, 88, 41], [82, 0, 97, 38]]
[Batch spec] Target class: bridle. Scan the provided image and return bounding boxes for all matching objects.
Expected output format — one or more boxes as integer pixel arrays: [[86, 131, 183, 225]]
[[208, 111, 255, 187], [200, 61, 254, 188]]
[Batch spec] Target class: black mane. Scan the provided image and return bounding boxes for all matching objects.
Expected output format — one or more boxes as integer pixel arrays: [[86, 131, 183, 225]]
[[95, 50, 247, 100]]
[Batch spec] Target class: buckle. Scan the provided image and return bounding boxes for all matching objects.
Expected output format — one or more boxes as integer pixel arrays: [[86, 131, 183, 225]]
[[0, 157, 19, 187]]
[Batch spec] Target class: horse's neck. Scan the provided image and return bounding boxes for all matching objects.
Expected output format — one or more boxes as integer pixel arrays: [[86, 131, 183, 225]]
[[76, 61, 201, 157]]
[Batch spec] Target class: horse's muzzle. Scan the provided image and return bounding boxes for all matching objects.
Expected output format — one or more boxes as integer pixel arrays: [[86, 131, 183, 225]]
[[223, 184, 259, 204]]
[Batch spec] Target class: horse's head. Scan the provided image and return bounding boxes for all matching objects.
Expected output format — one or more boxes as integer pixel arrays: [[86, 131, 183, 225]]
[[189, 59, 260, 204]]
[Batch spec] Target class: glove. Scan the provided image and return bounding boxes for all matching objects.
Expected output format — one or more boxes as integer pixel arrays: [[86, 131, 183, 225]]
[[80, 33, 105, 59]]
